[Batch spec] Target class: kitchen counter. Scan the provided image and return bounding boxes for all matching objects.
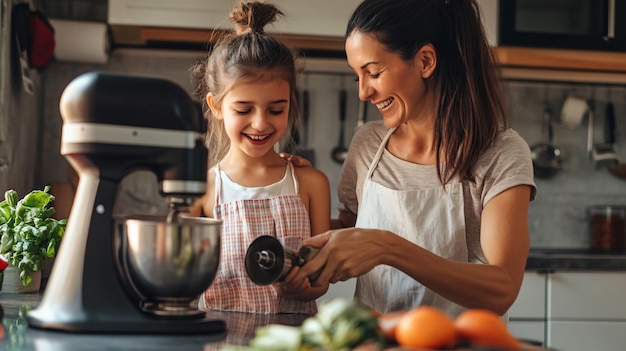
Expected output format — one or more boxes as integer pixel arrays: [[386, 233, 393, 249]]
[[2, 249, 621, 350], [0, 292, 307, 351], [0, 293, 552, 351], [526, 249, 626, 272]]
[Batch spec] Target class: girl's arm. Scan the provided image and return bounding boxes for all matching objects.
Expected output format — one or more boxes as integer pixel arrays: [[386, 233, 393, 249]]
[[280, 167, 331, 301], [185, 170, 215, 218]]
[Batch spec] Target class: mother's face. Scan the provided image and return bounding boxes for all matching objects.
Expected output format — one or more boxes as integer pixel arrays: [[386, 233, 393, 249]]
[[345, 31, 437, 128]]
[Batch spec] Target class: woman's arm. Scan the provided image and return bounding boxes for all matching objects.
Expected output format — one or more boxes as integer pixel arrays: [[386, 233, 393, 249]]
[[295, 185, 531, 314]]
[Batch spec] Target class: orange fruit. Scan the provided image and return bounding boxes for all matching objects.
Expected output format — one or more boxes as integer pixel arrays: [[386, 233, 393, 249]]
[[395, 306, 457, 349], [376, 310, 408, 342], [454, 309, 521, 350]]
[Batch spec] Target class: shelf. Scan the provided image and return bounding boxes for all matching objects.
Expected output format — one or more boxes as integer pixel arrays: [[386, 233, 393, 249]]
[[494, 47, 626, 73], [109, 25, 346, 52], [108, 26, 626, 83]]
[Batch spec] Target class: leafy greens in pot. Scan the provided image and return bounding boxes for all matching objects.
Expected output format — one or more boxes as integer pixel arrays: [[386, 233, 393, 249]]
[[0, 186, 66, 286]]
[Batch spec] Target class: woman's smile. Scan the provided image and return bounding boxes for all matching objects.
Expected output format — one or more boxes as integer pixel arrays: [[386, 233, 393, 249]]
[[375, 97, 395, 111]]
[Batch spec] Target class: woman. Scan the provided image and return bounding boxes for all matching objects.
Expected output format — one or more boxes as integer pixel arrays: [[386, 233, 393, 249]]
[[292, 0, 536, 318]]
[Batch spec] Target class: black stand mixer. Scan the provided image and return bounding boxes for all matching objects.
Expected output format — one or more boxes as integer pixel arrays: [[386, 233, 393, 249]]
[[27, 71, 225, 334]]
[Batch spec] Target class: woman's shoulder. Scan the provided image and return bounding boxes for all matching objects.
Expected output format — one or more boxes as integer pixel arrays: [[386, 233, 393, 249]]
[[349, 119, 388, 153], [354, 119, 388, 140], [484, 128, 530, 160]]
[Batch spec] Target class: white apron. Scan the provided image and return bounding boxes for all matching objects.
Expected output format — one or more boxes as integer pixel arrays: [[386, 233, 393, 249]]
[[354, 127, 468, 317]]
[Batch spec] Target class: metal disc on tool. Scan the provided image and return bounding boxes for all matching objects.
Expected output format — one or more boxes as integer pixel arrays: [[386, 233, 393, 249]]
[[245, 236, 285, 285]]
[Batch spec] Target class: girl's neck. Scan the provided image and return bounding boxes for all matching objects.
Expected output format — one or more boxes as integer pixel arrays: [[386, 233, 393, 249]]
[[220, 149, 285, 170], [219, 150, 288, 187]]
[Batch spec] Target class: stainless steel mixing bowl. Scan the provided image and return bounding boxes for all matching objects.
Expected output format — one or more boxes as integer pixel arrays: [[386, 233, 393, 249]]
[[115, 215, 221, 315]]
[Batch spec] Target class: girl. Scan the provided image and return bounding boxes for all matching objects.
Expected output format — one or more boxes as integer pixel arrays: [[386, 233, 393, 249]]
[[189, 0, 330, 314]]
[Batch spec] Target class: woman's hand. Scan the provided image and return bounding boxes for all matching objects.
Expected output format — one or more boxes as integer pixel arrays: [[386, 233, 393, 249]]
[[294, 228, 391, 286], [279, 153, 313, 168], [277, 266, 329, 301]]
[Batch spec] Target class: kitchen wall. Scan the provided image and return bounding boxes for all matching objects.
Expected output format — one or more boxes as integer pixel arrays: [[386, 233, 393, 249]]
[[37, 49, 626, 250], [0, 0, 44, 198]]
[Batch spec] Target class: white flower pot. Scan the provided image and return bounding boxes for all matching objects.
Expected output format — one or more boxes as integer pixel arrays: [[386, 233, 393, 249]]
[[1, 266, 41, 293]]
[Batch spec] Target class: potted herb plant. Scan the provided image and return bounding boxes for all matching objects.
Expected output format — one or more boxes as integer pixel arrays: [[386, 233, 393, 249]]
[[0, 186, 66, 291]]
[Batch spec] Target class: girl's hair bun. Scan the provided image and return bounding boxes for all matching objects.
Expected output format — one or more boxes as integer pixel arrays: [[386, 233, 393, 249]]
[[230, 0, 284, 35]]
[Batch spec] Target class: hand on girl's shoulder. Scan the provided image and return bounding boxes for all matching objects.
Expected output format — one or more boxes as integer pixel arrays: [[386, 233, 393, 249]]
[[279, 152, 313, 168]]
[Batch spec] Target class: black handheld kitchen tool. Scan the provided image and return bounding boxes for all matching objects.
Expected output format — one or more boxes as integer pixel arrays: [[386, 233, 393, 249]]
[[245, 235, 321, 285]]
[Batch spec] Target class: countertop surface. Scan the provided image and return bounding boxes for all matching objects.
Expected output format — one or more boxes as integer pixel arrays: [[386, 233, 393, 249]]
[[0, 293, 551, 351], [0, 292, 307, 351], [2, 249, 624, 350], [525, 248, 626, 271]]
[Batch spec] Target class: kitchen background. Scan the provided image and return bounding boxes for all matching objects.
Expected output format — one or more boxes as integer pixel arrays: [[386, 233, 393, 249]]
[[2, 1, 626, 250]]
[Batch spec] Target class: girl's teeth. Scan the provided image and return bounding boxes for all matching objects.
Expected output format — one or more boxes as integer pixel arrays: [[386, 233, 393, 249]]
[[248, 134, 270, 140]]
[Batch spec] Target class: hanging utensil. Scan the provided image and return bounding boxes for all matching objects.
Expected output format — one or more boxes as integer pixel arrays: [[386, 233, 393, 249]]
[[297, 87, 316, 165], [284, 89, 302, 155], [530, 106, 563, 178], [331, 89, 348, 164], [586, 99, 595, 160], [592, 101, 619, 169], [355, 100, 366, 131], [606, 102, 626, 179]]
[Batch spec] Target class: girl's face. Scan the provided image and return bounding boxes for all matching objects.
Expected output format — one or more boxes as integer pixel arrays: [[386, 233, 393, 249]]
[[213, 78, 291, 160], [346, 31, 435, 128]]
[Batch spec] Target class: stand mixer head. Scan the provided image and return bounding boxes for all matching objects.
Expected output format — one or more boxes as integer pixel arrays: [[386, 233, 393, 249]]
[[27, 71, 225, 334]]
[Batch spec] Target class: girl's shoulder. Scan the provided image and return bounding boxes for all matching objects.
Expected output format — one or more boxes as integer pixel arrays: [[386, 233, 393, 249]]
[[292, 164, 329, 188]]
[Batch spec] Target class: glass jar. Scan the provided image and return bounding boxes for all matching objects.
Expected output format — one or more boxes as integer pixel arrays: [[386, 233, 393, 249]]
[[588, 205, 626, 252]]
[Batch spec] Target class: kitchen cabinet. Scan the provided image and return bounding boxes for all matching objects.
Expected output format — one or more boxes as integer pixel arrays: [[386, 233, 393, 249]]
[[108, 0, 361, 37], [547, 272, 626, 351], [508, 272, 547, 345], [510, 271, 626, 350]]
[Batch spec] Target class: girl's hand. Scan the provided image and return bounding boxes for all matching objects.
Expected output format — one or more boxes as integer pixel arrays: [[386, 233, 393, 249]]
[[279, 153, 313, 168]]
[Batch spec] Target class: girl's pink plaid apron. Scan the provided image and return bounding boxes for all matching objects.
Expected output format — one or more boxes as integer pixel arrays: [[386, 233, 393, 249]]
[[202, 163, 316, 314]]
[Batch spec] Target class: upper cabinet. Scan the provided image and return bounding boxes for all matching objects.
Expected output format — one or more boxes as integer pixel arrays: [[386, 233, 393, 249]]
[[107, 0, 626, 81], [108, 0, 361, 37]]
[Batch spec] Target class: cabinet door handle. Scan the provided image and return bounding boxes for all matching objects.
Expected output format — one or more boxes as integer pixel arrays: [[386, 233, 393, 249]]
[[604, 0, 616, 40]]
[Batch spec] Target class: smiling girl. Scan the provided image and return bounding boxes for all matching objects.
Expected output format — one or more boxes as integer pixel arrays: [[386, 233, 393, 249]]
[[189, 0, 330, 314]]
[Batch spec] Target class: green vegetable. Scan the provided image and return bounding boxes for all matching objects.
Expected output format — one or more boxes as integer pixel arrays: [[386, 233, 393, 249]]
[[0, 186, 67, 286], [222, 299, 385, 351]]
